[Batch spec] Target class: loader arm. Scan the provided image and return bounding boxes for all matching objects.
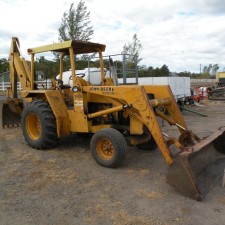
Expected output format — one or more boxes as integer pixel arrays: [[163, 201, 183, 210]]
[[83, 85, 188, 164]]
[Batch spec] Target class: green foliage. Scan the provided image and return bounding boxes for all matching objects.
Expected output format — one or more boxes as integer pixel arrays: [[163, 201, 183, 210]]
[[174, 71, 200, 78], [138, 64, 170, 77], [34, 57, 60, 79], [58, 0, 94, 41], [122, 33, 142, 64], [202, 64, 219, 78], [159, 65, 170, 76], [0, 58, 8, 73]]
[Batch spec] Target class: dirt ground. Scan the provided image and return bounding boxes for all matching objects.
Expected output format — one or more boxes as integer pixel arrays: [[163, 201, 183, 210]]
[[0, 100, 225, 225]]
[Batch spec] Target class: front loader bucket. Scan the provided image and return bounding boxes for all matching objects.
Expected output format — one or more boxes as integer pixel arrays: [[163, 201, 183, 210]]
[[166, 128, 225, 201], [1, 99, 22, 128]]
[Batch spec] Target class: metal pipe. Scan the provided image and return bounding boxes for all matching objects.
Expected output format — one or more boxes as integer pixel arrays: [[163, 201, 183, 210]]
[[179, 105, 207, 117], [156, 109, 187, 132], [155, 109, 175, 125], [123, 55, 126, 84], [149, 98, 171, 107], [69, 47, 76, 86], [30, 54, 35, 90], [175, 123, 186, 131], [95, 48, 105, 84], [59, 53, 64, 80], [162, 132, 170, 138], [87, 105, 129, 119]]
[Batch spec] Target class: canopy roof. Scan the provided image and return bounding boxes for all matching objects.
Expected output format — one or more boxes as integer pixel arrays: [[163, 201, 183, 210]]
[[27, 40, 106, 55]]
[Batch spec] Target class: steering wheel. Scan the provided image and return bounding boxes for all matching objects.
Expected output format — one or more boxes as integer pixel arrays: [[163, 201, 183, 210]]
[[54, 77, 64, 91], [76, 73, 85, 78]]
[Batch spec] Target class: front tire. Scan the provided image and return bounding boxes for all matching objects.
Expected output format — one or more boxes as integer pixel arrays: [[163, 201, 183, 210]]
[[90, 128, 127, 168], [21, 100, 59, 149]]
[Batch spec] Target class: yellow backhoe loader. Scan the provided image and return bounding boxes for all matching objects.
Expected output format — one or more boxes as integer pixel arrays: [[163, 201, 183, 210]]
[[1, 37, 225, 201]]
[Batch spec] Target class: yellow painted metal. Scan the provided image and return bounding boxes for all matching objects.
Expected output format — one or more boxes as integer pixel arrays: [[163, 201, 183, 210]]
[[83, 85, 174, 164], [8, 38, 31, 98], [130, 117, 143, 135], [90, 125, 112, 133], [149, 97, 171, 107], [44, 91, 70, 137], [8, 53, 17, 98], [69, 47, 76, 84], [96, 49, 105, 84], [87, 105, 124, 119], [21, 57, 31, 82], [30, 53, 34, 90], [27, 40, 105, 55], [104, 78, 115, 86], [72, 78, 89, 120], [59, 53, 65, 80], [68, 47, 89, 119], [13, 53, 31, 91], [216, 72, 225, 82], [144, 85, 187, 131], [67, 110, 89, 133], [8, 37, 19, 59], [26, 113, 41, 140], [155, 109, 176, 126], [87, 93, 113, 103], [96, 138, 115, 160], [27, 40, 73, 54]]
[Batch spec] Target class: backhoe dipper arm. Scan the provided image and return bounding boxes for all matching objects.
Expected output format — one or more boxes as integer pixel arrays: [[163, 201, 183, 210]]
[[8, 37, 32, 97]]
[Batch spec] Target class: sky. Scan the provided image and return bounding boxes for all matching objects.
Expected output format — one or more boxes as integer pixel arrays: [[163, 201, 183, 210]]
[[1, 0, 225, 73]]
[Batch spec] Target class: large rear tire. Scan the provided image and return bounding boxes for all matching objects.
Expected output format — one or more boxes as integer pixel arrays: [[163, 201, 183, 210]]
[[21, 100, 59, 149], [90, 128, 127, 168]]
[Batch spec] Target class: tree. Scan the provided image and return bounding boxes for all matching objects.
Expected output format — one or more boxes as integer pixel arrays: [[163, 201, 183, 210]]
[[58, 0, 94, 41], [121, 33, 142, 64], [0, 58, 8, 73], [211, 64, 219, 77], [137, 64, 171, 77], [160, 64, 170, 76], [202, 64, 219, 78]]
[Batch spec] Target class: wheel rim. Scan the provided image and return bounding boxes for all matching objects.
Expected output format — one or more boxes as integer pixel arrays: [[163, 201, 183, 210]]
[[26, 113, 41, 140], [96, 138, 115, 160]]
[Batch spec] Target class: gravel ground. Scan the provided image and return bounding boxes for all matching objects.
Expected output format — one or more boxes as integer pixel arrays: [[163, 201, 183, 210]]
[[0, 100, 225, 225]]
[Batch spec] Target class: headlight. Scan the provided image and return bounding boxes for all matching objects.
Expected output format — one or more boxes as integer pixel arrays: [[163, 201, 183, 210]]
[[72, 86, 79, 92]]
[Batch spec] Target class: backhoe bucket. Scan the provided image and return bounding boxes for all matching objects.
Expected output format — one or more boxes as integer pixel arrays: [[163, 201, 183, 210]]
[[166, 128, 225, 201], [1, 99, 22, 128]]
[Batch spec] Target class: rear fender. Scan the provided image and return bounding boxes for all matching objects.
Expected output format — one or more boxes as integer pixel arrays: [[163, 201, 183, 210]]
[[44, 91, 70, 137], [24, 90, 70, 137]]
